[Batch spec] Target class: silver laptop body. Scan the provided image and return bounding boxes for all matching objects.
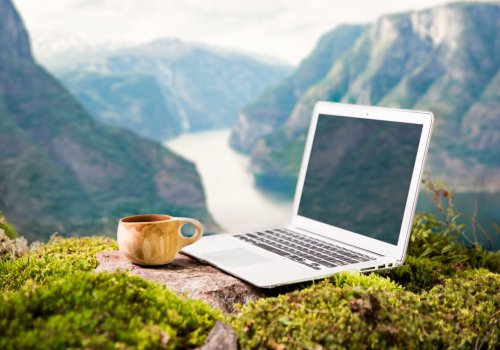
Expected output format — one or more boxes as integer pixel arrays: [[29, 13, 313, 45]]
[[182, 102, 433, 288]]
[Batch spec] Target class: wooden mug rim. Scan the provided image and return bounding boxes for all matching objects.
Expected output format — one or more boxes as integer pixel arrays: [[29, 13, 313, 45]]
[[120, 214, 172, 224]]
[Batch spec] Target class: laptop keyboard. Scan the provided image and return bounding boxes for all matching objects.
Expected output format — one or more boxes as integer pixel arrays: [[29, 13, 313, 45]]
[[234, 228, 375, 270]]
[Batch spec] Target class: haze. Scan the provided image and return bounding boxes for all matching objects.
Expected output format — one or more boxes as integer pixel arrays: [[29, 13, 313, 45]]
[[12, 0, 477, 65]]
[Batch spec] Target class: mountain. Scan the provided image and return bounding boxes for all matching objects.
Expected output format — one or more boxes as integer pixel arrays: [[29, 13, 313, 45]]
[[230, 24, 367, 153], [231, 2, 500, 194], [58, 71, 181, 142], [0, 0, 31, 62], [42, 39, 292, 142], [0, 0, 217, 240]]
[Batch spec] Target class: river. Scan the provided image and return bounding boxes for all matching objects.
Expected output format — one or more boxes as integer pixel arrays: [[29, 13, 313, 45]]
[[165, 129, 293, 232]]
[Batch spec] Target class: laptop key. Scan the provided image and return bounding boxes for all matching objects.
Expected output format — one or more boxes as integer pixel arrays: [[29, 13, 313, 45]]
[[252, 242, 290, 257], [235, 229, 375, 270]]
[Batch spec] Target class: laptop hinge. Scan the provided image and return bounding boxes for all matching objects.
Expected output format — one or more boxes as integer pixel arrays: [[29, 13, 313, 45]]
[[290, 226, 385, 257]]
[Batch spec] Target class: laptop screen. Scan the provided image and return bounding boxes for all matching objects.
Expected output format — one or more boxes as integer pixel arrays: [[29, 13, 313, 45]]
[[298, 114, 423, 245]]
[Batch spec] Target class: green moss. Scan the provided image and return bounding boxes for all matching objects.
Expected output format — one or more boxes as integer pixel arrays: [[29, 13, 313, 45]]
[[0, 213, 18, 239], [0, 222, 18, 239], [409, 212, 500, 273], [377, 211, 500, 292], [0, 217, 498, 349], [378, 255, 454, 293], [0, 272, 220, 349], [0, 236, 220, 349], [328, 270, 401, 291], [227, 207, 500, 348], [0, 236, 116, 291], [230, 271, 499, 349]]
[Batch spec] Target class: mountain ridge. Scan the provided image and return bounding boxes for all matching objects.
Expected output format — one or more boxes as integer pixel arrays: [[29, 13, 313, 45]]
[[42, 37, 292, 142], [231, 2, 500, 193]]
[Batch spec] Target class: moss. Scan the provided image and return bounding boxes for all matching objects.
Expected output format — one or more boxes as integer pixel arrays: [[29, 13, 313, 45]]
[[328, 270, 401, 291], [0, 236, 220, 349], [227, 207, 500, 348], [0, 216, 498, 349], [408, 213, 500, 272], [0, 235, 116, 291], [0, 272, 221, 349], [378, 255, 455, 292], [230, 271, 499, 349], [0, 221, 18, 239], [0, 213, 19, 239]]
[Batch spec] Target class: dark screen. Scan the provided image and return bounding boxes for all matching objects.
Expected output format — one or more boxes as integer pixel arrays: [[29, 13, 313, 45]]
[[298, 114, 423, 245]]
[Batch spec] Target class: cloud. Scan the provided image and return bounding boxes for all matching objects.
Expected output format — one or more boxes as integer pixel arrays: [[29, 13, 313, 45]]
[[13, 0, 459, 65]]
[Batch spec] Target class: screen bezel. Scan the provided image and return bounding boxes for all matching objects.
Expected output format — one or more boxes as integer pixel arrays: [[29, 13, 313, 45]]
[[291, 102, 433, 262]]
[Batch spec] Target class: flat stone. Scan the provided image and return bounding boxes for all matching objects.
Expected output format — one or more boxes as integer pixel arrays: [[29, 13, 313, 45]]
[[95, 250, 264, 313]]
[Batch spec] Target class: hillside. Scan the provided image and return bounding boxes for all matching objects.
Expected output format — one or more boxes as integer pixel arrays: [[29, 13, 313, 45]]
[[231, 2, 500, 194], [58, 71, 180, 142], [45, 39, 292, 142], [0, 0, 216, 240]]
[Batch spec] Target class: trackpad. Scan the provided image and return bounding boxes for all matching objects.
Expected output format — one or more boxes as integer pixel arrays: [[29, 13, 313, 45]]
[[203, 248, 272, 268]]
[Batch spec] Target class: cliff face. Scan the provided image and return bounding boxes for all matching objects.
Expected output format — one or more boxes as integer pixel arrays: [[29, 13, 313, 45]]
[[231, 3, 500, 193], [0, 0, 216, 240]]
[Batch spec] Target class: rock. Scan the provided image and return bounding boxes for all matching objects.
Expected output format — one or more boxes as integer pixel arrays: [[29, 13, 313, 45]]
[[199, 321, 238, 350], [95, 250, 264, 313]]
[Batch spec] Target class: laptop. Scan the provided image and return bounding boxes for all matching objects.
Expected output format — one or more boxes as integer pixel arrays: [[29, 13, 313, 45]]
[[182, 101, 433, 288]]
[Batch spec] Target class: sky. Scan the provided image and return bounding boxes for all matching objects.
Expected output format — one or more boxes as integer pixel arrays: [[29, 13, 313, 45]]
[[13, 0, 490, 65]]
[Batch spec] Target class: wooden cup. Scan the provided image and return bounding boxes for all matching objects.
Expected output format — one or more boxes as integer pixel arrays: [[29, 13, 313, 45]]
[[117, 214, 203, 265]]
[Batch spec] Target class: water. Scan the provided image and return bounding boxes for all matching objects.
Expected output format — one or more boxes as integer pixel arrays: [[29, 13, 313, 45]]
[[165, 129, 293, 232], [165, 129, 499, 249]]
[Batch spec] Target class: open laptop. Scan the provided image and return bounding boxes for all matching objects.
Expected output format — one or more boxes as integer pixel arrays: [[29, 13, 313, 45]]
[[182, 102, 433, 288]]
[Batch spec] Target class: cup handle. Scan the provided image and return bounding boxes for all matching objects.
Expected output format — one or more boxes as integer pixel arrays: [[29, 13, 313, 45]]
[[176, 217, 204, 248]]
